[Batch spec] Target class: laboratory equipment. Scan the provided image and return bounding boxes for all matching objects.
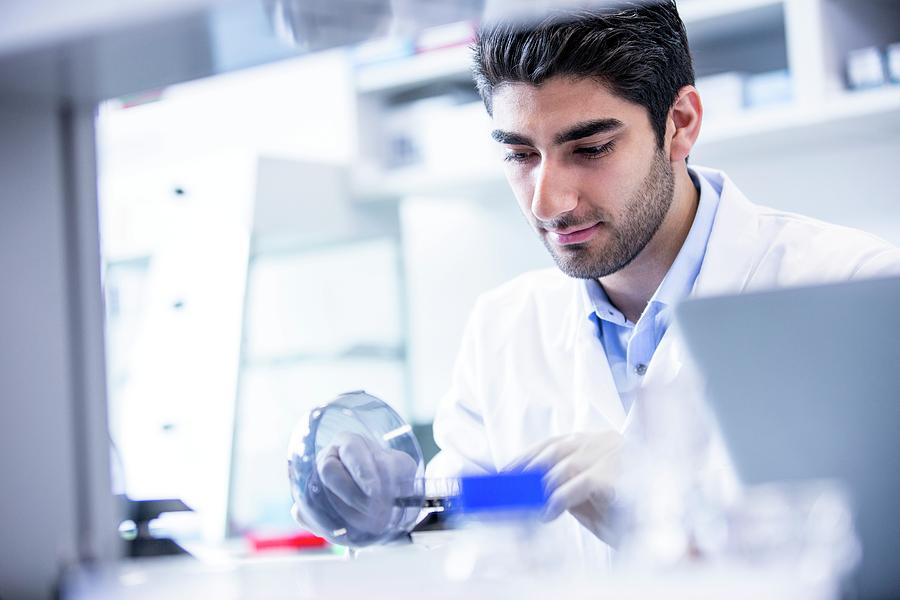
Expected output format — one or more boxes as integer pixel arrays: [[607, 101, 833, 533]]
[[888, 43, 900, 84], [846, 47, 887, 90], [288, 390, 427, 547], [287, 390, 554, 549]]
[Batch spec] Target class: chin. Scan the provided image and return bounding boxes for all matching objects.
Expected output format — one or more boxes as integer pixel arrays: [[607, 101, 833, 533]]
[[549, 248, 603, 280]]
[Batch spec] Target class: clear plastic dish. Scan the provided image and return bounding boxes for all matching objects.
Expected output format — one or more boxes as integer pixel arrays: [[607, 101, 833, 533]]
[[287, 391, 425, 547]]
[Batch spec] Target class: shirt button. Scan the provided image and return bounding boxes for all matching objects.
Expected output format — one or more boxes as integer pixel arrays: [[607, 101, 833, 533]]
[[635, 363, 648, 376]]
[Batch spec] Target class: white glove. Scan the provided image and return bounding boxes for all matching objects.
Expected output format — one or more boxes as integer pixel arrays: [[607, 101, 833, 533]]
[[505, 431, 625, 545], [292, 431, 418, 544]]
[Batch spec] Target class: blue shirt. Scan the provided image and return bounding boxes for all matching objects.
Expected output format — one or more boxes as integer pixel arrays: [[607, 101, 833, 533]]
[[583, 168, 720, 413]]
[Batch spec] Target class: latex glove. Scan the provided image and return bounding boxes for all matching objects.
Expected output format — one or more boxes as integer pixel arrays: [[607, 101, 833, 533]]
[[292, 431, 418, 544], [506, 431, 625, 545]]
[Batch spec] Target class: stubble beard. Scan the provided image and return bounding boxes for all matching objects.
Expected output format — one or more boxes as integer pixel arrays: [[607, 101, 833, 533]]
[[539, 151, 675, 279]]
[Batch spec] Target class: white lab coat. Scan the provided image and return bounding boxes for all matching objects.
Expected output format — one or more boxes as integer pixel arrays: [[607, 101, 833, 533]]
[[426, 166, 900, 567]]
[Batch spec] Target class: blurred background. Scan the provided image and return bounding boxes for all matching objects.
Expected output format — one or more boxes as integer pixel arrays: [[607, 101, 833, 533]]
[[2, 0, 900, 595]]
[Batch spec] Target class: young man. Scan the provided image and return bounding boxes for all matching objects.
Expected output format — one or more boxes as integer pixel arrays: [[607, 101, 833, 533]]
[[293, 1, 900, 562]]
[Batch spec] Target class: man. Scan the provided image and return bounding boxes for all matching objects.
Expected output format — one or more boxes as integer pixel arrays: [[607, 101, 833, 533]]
[[293, 1, 900, 563]]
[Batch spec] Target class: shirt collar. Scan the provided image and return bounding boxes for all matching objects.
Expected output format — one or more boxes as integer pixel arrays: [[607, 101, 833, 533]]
[[582, 166, 721, 324]]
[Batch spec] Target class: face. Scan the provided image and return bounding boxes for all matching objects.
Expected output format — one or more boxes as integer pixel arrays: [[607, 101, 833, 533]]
[[490, 76, 675, 279]]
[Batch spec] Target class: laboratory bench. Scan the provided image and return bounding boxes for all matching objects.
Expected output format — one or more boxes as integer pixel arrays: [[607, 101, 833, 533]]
[[62, 540, 840, 600]]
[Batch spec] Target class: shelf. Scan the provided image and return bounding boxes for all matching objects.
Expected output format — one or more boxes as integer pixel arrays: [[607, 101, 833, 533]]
[[353, 85, 900, 201], [679, 0, 783, 21], [819, 0, 900, 92], [354, 44, 474, 95], [353, 2, 789, 97], [349, 0, 900, 202], [696, 84, 900, 155], [687, 0, 787, 78]]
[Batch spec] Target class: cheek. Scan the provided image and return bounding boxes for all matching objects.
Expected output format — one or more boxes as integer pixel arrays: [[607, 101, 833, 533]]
[[588, 149, 651, 214], [503, 166, 537, 219]]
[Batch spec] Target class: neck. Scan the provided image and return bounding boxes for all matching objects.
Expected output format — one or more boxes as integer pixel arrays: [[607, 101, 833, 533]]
[[599, 164, 699, 324]]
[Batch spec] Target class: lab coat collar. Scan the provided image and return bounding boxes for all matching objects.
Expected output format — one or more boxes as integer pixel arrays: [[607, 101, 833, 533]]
[[566, 166, 761, 433], [690, 166, 765, 297], [641, 167, 762, 395]]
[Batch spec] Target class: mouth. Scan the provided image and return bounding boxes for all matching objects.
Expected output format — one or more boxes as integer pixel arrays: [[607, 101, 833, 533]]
[[546, 222, 604, 246]]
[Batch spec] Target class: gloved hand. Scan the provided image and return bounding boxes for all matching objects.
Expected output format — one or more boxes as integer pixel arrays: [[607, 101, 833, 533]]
[[505, 431, 625, 545], [291, 431, 419, 544]]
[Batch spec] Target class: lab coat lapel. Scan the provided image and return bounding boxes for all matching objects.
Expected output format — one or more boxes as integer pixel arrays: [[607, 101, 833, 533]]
[[624, 169, 761, 431], [622, 325, 687, 433], [642, 327, 685, 387], [569, 290, 627, 433], [691, 168, 767, 297], [566, 170, 764, 437]]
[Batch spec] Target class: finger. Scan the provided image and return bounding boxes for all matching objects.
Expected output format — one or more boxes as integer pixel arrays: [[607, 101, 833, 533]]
[[543, 472, 591, 522], [543, 471, 614, 523], [382, 450, 419, 495], [503, 434, 569, 471], [542, 452, 581, 496], [517, 436, 582, 474], [346, 438, 416, 502], [336, 434, 381, 497], [542, 436, 621, 494], [319, 451, 370, 512], [503, 434, 576, 472], [358, 434, 413, 493]]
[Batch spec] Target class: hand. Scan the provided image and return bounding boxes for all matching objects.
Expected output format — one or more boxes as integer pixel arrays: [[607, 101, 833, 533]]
[[505, 431, 625, 545], [292, 431, 418, 544]]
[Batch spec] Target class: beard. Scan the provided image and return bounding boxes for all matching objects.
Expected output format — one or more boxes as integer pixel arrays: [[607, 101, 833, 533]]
[[538, 150, 675, 279]]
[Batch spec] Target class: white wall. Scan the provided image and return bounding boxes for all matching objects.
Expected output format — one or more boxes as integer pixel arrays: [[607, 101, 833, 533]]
[[694, 138, 900, 245]]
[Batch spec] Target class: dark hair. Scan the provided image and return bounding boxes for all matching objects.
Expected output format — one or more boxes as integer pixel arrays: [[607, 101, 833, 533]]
[[472, 1, 694, 148]]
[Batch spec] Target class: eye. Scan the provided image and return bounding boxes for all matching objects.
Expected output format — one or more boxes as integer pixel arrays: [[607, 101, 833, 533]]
[[503, 150, 537, 163], [575, 141, 615, 159]]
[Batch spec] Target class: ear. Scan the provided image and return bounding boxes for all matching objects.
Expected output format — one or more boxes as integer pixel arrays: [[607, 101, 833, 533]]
[[667, 85, 703, 163]]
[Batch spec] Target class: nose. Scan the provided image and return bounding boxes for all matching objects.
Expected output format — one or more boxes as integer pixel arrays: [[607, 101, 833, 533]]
[[531, 159, 577, 223]]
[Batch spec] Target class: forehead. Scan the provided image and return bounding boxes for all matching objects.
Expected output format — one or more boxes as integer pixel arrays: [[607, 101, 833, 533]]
[[491, 76, 648, 139]]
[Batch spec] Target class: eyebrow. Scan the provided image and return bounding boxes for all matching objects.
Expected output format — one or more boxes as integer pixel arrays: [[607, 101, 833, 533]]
[[491, 118, 625, 148], [554, 119, 624, 145], [491, 130, 534, 146]]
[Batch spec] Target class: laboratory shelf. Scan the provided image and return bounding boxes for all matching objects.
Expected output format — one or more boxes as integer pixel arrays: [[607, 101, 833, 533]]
[[818, 0, 900, 91], [681, 0, 785, 47], [352, 2, 789, 96], [696, 84, 900, 155], [349, 0, 900, 204], [354, 44, 473, 95], [678, 0, 785, 24], [353, 85, 900, 202]]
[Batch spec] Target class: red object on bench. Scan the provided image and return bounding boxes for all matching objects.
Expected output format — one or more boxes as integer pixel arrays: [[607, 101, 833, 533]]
[[246, 531, 328, 552]]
